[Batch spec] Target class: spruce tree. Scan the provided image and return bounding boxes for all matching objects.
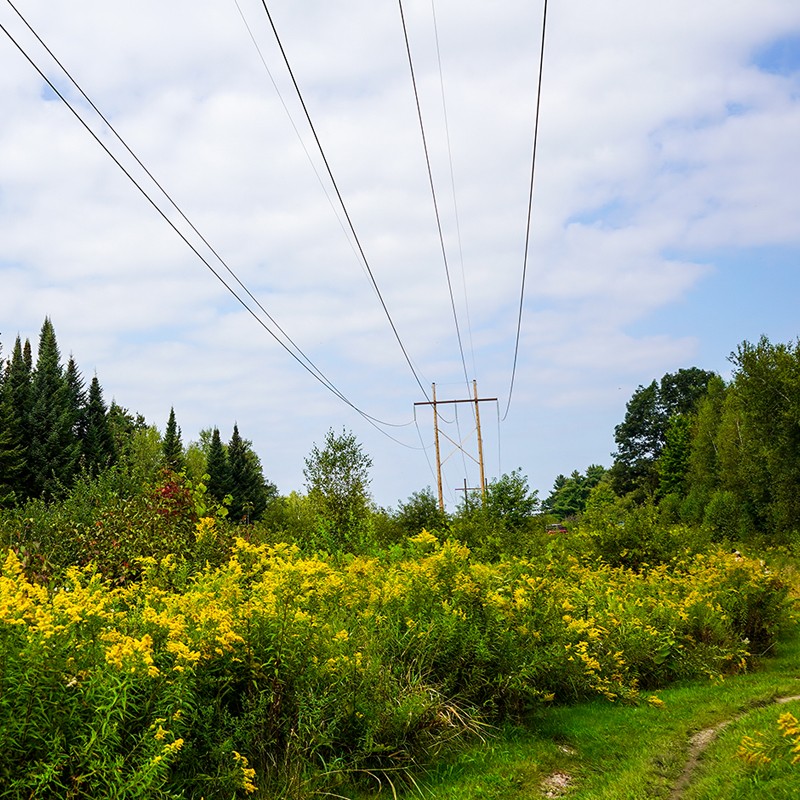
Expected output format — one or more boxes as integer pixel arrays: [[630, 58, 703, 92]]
[[0, 341, 24, 506], [228, 423, 271, 523], [206, 427, 232, 505], [63, 356, 86, 478], [1, 337, 32, 500], [162, 406, 184, 472], [83, 376, 116, 475], [65, 356, 87, 440], [29, 318, 77, 498]]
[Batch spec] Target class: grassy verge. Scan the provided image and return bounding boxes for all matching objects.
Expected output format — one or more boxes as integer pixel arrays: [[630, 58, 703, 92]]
[[386, 622, 800, 800]]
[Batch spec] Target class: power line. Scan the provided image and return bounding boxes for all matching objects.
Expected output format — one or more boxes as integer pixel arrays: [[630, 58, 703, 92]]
[[256, 0, 431, 401], [502, 0, 549, 422], [397, 0, 471, 393], [232, 0, 369, 285], [0, 5, 421, 449], [430, 0, 477, 382]]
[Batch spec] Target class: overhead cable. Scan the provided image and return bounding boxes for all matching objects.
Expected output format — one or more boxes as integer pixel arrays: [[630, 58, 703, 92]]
[[256, 0, 431, 401], [0, 7, 421, 448], [232, 0, 368, 281], [430, 0, 477, 382], [397, 0, 471, 393], [502, 0, 548, 421]]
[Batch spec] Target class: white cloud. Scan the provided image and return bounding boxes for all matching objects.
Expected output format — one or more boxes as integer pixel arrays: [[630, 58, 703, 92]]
[[1, 0, 799, 505]]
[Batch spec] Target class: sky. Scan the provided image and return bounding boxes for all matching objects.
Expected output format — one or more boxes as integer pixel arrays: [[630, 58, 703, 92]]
[[1, 0, 799, 509]]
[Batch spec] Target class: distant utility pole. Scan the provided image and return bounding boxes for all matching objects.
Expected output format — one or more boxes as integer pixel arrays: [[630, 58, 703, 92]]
[[414, 380, 498, 511], [455, 478, 482, 511]]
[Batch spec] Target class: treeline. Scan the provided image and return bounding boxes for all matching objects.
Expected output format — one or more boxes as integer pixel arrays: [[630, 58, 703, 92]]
[[0, 318, 273, 521], [544, 337, 800, 543]]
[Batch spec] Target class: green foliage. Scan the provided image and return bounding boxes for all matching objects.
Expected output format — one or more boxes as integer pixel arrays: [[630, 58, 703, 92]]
[[0, 536, 790, 798], [82, 375, 117, 476], [28, 318, 80, 499], [657, 414, 692, 497], [394, 487, 448, 536], [0, 337, 31, 505], [544, 465, 606, 518], [702, 489, 748, 542], [612, 368, 716, 496], [580, 488, 712, 570], [227, 423, 274, 524], [678, 337, 800, 542], [484, 469, 539, 531], [205, 427, 231, 506], [304, 427, 374, 548], [162, 407, 184, 473]]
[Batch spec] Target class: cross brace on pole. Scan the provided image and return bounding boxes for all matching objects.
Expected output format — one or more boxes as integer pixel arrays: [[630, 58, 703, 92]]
[[414, 380, 498, 511]]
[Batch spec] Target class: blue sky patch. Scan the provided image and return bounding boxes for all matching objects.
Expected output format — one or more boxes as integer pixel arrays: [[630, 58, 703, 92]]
[[39, 82, 60, 102], [628, 244, 800, 375], [752, 33, 800, 76], [566, 198, 631, 229]]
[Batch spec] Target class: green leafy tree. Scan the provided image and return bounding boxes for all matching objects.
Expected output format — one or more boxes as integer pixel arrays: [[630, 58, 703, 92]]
[[394, 487, 448, 536], [719, 337, 800, 536], [686, 375, 727, 494], [303, 427, 373, 546], [612, 367, 716, 496], [162, 407, 184, 473], [484, 469, 540, 531], [123, 425, 165, 486]]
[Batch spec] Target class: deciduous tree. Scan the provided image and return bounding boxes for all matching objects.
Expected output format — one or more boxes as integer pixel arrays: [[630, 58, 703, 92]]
[[304, 427, 373, 544]]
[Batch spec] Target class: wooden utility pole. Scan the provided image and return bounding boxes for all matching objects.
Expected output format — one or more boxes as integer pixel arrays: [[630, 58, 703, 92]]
[[473, 380, 486, 497], [432, 383, 443, 512], [415, 382, 497, 511]]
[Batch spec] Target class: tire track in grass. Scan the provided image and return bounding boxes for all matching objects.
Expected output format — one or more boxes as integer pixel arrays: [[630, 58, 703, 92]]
[[669, 694, 800, 799]]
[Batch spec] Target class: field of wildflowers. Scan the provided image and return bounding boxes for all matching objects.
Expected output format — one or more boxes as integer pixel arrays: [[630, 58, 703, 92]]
[[0, 518, 791, 798]]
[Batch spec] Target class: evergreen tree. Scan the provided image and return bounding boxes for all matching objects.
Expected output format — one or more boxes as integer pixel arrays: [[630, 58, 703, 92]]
[[543, 465, 606, 518], [0, 337, 32, 501], [107, 402, 147, 460], [228, 423, 272, 523], [206, 427, 232, 505], [0, 341, 24, 506], [63, 355, 86, 479], [83, 376, 116, 475], [65, 356, 88, 441], [656, 415, 692, 497], [162, 407, 184, 472], [29, 319, 78, 498]]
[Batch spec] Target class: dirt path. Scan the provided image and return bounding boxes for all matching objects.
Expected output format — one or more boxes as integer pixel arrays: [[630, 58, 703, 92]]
[[668, 694, 800, 799]]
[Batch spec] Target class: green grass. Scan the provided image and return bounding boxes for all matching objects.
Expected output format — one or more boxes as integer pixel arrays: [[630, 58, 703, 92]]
[[683, 698, 800, 800], [344, 622, 800, 800]]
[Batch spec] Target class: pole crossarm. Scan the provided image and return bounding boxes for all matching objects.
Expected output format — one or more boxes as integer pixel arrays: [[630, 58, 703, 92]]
[[414, 382, 497, 511]]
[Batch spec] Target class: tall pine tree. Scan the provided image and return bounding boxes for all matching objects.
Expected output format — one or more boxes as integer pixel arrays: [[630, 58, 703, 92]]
[[206, 427, 232, 506], [162, 406, 184, 472], [29, 318, 77, 498], [228, 423, 272, 523], [83, 376, 116, 475], [0, 341, 24, 505], [0, 337, 32, 501]]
